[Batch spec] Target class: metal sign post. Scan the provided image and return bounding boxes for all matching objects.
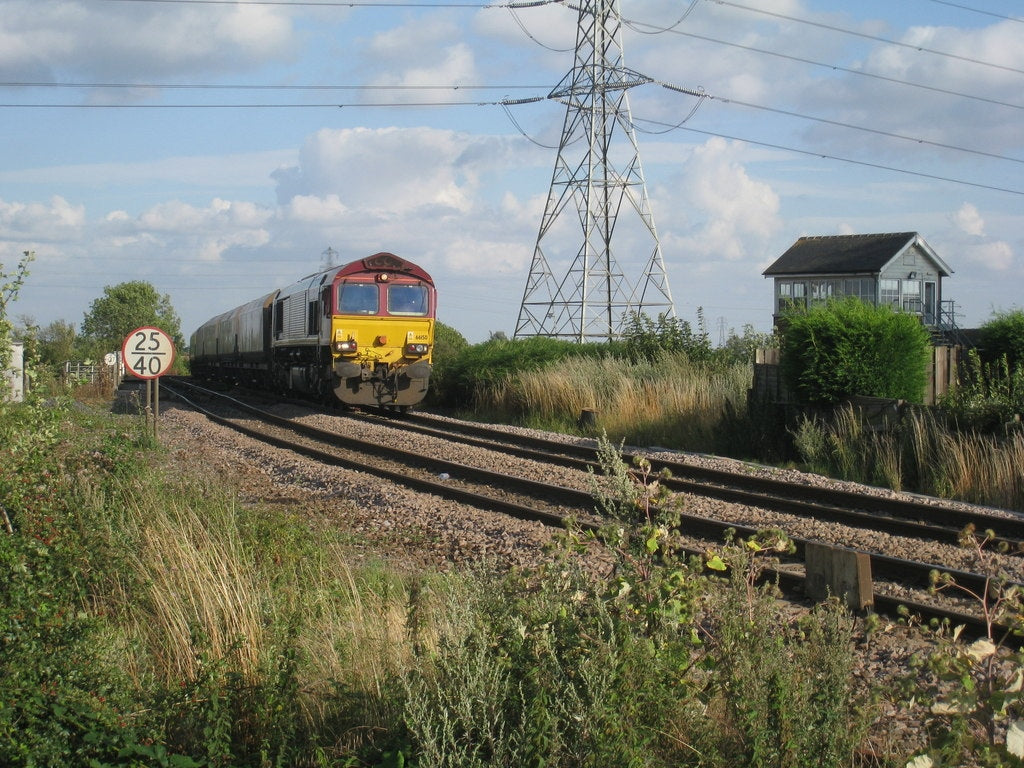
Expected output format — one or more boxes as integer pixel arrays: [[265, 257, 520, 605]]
[[121, 326, 176, 438]]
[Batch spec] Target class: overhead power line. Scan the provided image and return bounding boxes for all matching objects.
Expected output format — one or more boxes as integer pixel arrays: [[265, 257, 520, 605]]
[[100, 0, 521, 6], [0, 81, 546, 91], [3, 77, 1020, 166], [661, 85, 1024, 165], [622, 18, 1024, 111], [922, 0, 1023, 23], [0, 101, 497, 107], [713, 0, 1024, 76], [635, 116, 1024, 196]]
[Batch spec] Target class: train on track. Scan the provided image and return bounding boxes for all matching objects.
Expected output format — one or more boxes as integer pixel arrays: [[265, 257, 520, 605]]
[[190, 252, 436, 409]]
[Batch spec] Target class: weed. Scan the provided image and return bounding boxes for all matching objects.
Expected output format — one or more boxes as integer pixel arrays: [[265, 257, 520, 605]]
[[687, 551, 871, 768], [903, 526, 1024, 766]]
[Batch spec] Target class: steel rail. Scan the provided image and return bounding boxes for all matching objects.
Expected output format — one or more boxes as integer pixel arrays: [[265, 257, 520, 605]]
[[163, 381, 1012, 638], [340, 409, 1024, 552]]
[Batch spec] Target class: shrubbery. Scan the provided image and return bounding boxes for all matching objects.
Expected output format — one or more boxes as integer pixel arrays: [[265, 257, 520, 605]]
[[977, 309, 1024, 368], [430, 335, 606, 409], [780, 298, 932, 404], [430, 311, 774, 415], [1, 395, 884, 766], [620, 310, 713, 363], [940, 310, 1024, 432]]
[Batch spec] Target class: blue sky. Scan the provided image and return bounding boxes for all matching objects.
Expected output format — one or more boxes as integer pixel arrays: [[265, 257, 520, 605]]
[[2, 0, 1022, 344]]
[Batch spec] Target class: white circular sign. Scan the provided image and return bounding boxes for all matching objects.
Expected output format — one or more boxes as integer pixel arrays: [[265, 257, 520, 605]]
[[122, 326, 176, 380]]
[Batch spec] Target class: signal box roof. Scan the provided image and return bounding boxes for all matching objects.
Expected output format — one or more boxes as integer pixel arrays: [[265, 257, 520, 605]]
[[763, 232, 952, 277]]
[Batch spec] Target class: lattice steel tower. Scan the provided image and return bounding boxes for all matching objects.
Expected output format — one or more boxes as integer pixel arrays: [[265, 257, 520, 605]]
[[514, 0, 674, 341]]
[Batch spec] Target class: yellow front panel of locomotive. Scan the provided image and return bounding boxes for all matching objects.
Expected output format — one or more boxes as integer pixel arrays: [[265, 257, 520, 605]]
[[331, 316, 434, 363]]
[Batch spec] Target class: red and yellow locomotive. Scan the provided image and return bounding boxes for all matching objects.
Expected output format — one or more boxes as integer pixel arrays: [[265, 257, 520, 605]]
[[190, 252, 436, 409]]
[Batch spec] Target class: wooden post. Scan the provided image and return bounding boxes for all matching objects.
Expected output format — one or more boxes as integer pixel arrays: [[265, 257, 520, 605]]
[[804, 541, 873, 611], [578, 409, 598, 430]]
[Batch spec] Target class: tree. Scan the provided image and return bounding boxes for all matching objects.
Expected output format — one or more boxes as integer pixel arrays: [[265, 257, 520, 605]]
[[80, 281, 183, 356], [1, 251, 34, 379], [780, 298, 932, 404], [31, 320, 80, 367]]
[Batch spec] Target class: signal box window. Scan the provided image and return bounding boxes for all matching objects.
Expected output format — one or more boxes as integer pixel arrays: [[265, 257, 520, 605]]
[[880, 279, 901, 308], [388, 284, 428, 316], [778, 281, 806, 312], [338, 283, 378, 315]]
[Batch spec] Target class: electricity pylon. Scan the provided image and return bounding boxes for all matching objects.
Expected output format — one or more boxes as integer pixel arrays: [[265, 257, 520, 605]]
[[514, 0, 675, 342]]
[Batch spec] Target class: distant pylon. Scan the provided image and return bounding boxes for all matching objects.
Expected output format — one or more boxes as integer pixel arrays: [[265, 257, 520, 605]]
[[320, 246, 339, 270], [514, 0, 675, 342]]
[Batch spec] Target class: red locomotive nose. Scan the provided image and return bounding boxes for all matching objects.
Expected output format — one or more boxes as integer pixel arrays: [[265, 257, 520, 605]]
[[376, 335, 388, 346]]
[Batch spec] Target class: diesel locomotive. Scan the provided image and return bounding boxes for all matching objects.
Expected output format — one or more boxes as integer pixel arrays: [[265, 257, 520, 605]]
[[190, 252, 436, 409]]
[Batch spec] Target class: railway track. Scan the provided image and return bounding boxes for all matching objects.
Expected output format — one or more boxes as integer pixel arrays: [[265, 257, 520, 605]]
[[163, 380, 1023, 638], [389, 411, 1024, 552]]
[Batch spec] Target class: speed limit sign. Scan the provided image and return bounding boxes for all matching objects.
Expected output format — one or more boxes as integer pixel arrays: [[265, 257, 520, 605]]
[[122, 326, 176, 380]]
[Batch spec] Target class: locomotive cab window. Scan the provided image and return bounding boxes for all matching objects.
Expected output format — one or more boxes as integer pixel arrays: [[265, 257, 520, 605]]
[[387, 284, 428, 316], [338, 283, 379, 315]]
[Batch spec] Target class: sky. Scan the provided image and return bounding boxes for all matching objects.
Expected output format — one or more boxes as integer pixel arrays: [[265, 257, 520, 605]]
[[1, 0, 1022, 345]]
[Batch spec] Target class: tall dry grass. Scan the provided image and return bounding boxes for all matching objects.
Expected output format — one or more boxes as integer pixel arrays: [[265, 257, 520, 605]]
[[910, 417, 1024, 509], [480, 353, 751, 450], [76, 472, 450, 747], [793, 407, 1024, 511], [123, 491, 267, 683]]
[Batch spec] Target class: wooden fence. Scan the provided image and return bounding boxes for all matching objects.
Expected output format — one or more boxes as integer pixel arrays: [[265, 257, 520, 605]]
[[753, 345, 960, 407]]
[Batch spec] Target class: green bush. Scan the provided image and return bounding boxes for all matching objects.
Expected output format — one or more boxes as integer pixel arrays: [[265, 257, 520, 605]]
[[432, 336, 607, 410], [425, 321, 469, 405], [621, 310, 712, 363], [940, 348, 1024, 431], [403, 558, 696, 767], [780, 298, 932, 404], [977, 309, 1024, 369], [691, 586, 870, 768], [0, 398, 163, 766], [937, 310, 1024, 432]]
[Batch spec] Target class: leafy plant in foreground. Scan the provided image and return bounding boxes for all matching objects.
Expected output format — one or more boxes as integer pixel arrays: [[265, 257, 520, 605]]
[[904, 526, 1024, 766], [688, 531, 870, 768], [585, 432, 703, 637]]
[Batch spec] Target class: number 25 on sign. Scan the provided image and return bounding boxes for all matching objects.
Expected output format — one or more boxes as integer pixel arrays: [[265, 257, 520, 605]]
[[122, 326, 176, 379]]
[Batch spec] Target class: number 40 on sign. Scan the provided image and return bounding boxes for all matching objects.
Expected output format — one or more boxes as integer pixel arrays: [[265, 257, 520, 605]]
[[122, 326, 176, 379]]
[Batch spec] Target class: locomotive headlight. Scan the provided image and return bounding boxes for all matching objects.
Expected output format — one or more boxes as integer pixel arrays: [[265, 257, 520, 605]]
[[332, 339, 357, 354], [404, 342, 430, 357]]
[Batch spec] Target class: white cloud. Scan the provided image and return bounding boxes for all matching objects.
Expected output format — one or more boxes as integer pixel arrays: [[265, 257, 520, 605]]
[[664, 138, 781, 262], [273, 127, 481, 213], [964, 241, 1014, 272], [0, 196, 85, 238], [441, 236, 530, 276], [952, 203, 986, 237], [361, 17, 477, 89], [285, 194, 350, 224], [0, 151, 294, 191], [0, 0, 297, 82], [800, 19, 1024, 155], [106, 199, 273, 261]]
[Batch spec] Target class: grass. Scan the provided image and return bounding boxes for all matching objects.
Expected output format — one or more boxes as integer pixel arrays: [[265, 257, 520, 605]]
[[792, 406, 1024, 511], [477, 353, 752, 451], [6, 365, 1024, 764], [452, 343, 1024, 513], [1, 393, 897, 766]]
